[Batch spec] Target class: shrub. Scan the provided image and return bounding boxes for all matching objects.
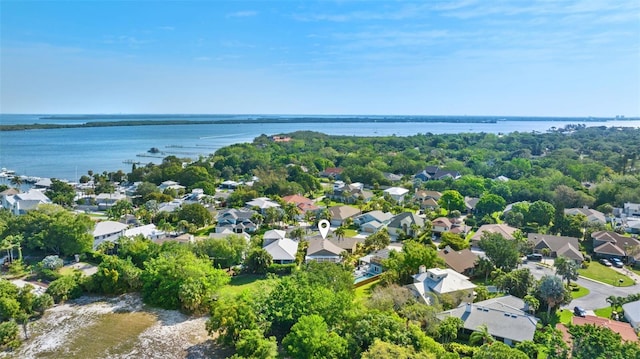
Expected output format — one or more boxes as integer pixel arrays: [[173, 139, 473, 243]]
[[267, 263, 296, 275], [41, 255, 63, 270], [0, 321, 20, 350], [581, 261, 590, 269], [445, 342, 477, 357], [46, 274, 84, 303]]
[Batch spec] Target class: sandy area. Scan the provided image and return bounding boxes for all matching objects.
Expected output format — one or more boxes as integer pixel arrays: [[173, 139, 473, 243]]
[[3, 294, 231, 359]]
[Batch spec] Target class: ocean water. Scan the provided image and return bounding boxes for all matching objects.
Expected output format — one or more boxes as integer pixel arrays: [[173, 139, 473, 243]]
[[1, 114, 639, 181]]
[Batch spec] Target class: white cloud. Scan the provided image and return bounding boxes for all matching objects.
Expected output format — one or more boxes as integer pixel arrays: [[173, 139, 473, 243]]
[[227, 10, 258, 18]]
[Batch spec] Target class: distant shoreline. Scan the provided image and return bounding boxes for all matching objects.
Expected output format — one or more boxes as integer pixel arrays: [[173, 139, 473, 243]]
[[0, 115, 633, 131]]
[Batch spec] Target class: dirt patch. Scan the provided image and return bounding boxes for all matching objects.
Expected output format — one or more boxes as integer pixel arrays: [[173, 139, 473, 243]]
[[3, 294, 232, 359]]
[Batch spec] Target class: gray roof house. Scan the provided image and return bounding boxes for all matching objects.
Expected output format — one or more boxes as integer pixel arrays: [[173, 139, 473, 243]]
[[216, 208, 258, 234], [437, 295, 539, 346], [592, 230, 640, 262], [387, 212, 425, 238], [264, 238, 299, 264], [305, 239, 344, 263], [328, 205, 361, 227], [93, 221, 128, 249], [564, 207, 606, 225], [527, 233, 584, 262], [622, 300, 640, 331]]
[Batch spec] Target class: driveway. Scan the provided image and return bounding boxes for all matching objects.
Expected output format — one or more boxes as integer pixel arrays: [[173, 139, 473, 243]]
[[522, 261, 639, 310]]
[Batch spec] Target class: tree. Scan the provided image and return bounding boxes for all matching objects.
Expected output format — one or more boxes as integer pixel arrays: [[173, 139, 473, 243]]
[[106, 200, 133, 220], [523, 294, 539, 315], [382, 240, 443, 284], [45, 179, 76, 207], [475, 193, 506, 218], [495, 268, 535, 298], [233, 329, 278, 359], [567, 323, 640, 359], [244, 248, 273, 274], [192, 235, 247, 269], [207, 294, 264, 345], [554, 256, 579, 286], [364, 228, 391, 252], [290, 227, 305, 241], [91, 256, 142, 294], [515, 340, 539, 359], [361, 339, 435, 359], [439, 232, 468, 251], [474, 257, 495, 284], [9, 176, 23, 188], [46, 274, 84, 303], [176, 203, 212, 228], [438, 190, 466, 213], [282, 315, 348, 359], [141, 250, 230, 313], [0, 321, 19, 350], [527, 200, 555, 226], [478, 232, 520, 271], [473, 342, 528, 359], [334, 226, 346, 240], [436, 316, 463, 343], [538, 275, 569, 316], [469, 324, 495, 346]]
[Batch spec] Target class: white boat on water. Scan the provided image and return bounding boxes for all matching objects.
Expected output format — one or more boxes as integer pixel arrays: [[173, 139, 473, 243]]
[[0, 168, 16, 177]]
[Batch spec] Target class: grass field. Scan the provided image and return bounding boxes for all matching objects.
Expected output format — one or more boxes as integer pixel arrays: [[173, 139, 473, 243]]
[[354, 279, 379, 304], [594, 306, 613, 319], [570, 285, 590, 299], [219, 274, 278, 298], [37, 312, 157, 359], [578, 262, 634, 287]]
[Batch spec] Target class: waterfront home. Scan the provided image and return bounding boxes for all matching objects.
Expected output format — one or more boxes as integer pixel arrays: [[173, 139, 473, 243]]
[[1, 188, 52, 215], [437, 296, 539, 346], [406, 267, 476, 306], [95, 192, 127, 210]]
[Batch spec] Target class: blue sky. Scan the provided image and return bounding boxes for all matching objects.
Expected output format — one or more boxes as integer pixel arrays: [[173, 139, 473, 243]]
[[1, 0, 639, 116]]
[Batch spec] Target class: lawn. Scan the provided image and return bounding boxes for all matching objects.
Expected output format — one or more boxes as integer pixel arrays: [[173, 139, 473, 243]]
[[58, 266, 80, 276], [344, 229, 359, 237], [570, 285, 590, 299], [218, 274, 278, 298], [578, 262, 634, 287], [558, 309, 573, 325], [594, 306, 613, 319], [354, 279, 380, 304]]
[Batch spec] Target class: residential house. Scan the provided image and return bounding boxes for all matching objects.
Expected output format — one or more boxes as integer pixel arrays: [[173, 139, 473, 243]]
[[263, 229, 287, 246], [93, 221, 128, 249], [359, 246, 402, 275], [158, 180, 185, 192], [470, 224, 519, 247], [432, 217, 453, 234], [527, 233, 584, 263], [123, 224, 166, 242], [414, 166, 461, 182], [592, 230, 640, 262], [320, 167, 344, 179], [33, 178, 52, 189], [570, 315, 638, 342], [216, 208, 258, 234], [155, 233, 196, 245], [328, 205, 361, 227], [383, 187, 410, 204], [264, 238, 298, 264], [331, 182, 374, 204], [628, 220, 640, 235], [622, 300, 640, 331], [414, 190, 442, 210], [624, 202, 640, 217], [1, 189, 52, 215], [387, 212, 425, 238], [437, 246, 479, 276], [246, 197, 280, 214], [437, 295, 539, 346], [219, 180, 240, 190], [494, 175, 510, 182], [564, 207, 606, 225], [209, 228, 251, 242], [305, 239, 344, 263], [407, 267, 476, 306], [282, 194, 319, 215], [464, 196, 480, 214], [354, 210, 393, 233], [382, 172, 403, 183], [95, 192, 127, 210]]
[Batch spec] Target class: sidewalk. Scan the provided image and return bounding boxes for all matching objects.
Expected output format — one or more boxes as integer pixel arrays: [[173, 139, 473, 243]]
[[612, 266, 640, 284]]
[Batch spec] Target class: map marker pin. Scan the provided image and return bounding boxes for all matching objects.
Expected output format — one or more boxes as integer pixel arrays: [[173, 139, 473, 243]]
[[318, 219, 330, 240]]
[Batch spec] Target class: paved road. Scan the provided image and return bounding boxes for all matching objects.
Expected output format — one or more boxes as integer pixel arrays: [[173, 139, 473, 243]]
[[522, 261, 640, 311]]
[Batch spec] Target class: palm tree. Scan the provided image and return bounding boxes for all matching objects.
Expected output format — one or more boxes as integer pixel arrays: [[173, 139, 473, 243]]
[[335, 226, 346, 240], [290, 227, 305, 241], [606, 295, 623, 312], [475, 257, 495, 284], [469, 324, 494, 346], [10, 175, 22, 188]]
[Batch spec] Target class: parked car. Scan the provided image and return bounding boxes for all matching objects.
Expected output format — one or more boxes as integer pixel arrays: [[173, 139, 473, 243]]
[[527, 253, 543, 261], [600, 258, 612, 267], [574, 306, 587, 317], [611, 258, 624, 268]]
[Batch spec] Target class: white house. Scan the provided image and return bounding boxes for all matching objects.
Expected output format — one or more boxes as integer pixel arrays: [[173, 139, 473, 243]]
[[124, 224, 165, 241], [623, 300, 640, 331], [263, 229, 288, 245], [93, 221, 128, 249], [1, 189, 52, 215], [383, 187, 410, 203], [264, 238, 299, 264], [406, 267, 476, 306]]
